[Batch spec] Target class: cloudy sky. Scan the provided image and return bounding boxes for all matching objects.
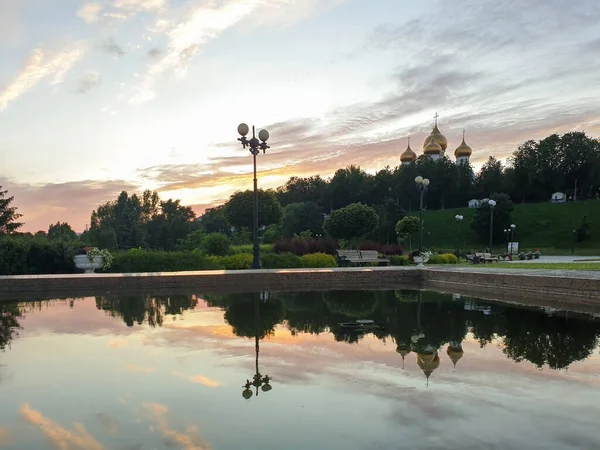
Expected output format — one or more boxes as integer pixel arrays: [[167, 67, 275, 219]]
[[1, 0, 599, 232]]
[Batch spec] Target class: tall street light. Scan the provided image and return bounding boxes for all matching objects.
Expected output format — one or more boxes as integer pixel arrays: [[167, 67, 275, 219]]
[[237, 123, 270, 269], [504, 228, 510, 253], [488, 199, 497, 253], [455, 214, 463, 259], [510, 224, 516, 256], [415, 176, 430, 253]]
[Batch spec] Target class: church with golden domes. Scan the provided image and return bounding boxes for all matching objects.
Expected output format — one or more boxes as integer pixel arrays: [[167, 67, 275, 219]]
[[400, 113, 473, 165]]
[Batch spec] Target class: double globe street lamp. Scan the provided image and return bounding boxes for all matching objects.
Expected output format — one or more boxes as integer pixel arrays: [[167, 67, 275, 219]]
[[415, 176, 430, 253], [237, 123, 270, 269], [455, 214, 464, 259], [488, 199, 497, 253]]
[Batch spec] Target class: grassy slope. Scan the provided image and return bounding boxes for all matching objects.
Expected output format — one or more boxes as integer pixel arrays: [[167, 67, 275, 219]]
[[409, 200, 600, 255]]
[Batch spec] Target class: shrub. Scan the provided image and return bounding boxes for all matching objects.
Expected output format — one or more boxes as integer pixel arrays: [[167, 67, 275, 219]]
[[357, 240, 382, 252], [230, 244, 273, 255], [201, 233, 230, 256], [427, 253, 458, 264], [381, 243, 404, 255], [0, 236, 76, 275], [300, 252, 337, 268], [213, 253, 253, 270], [273, 237, 337, 256], [106, 249, 220, 273], [389, 255, 410, 266], [261, 252, 302, 269]]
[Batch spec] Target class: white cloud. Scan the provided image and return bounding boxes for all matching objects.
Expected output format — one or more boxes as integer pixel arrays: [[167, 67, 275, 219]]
[[113, 0, 166, 12], [77, 71, 101, 93], [0, 45, 85, 111], [76, 2, 103, 23]]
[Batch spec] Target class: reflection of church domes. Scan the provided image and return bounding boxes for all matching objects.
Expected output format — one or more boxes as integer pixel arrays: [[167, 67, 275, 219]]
[[447, 344, 464, 368], [400, 139, 417, 164], [396, 343, 412, 358], [417, 352, 440, 381]]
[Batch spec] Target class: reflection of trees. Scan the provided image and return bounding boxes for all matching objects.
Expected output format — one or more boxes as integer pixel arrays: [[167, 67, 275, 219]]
[[323, 291, 379, 317], [502, 309, 600, 370], [1, 302, 22, 351], [95, 295, 198, 327]]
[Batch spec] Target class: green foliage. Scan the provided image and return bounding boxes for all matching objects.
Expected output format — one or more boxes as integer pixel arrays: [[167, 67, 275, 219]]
[[261, 224, 283, 244], [106, 249, 220, 273], [261, 252, 302, 269], [212, 253, 253, 270], [323, 203, 379, 241], [177, 229, 205, 251], [0, 236, 76, 275], [395, 216, 419, 249], [281, 202, 324, 237], [47, 222, 77, 241], [229, 244, 273, 255], [300, 252, 337, 268], [389, 255, 410, 266], [224, 189, 282, 230], [426, 253, 458, 264], [86, 247, 114, 269], [198, 206, 230, 234], [575, 215, 591, 243], [0, 186, 23, 235], [201, 232, 230, 256], [471, 193, 514, 245]]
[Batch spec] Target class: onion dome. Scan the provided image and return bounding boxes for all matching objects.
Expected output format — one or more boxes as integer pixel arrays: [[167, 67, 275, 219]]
[[423, 135, 442, 156], [417, 352, 440, 384], [396, 342, 412, 368], [454, 130, 473, 158], [447, 343, 464, 368], [430, 124, 448, 151], [400, 139, 417, 163]]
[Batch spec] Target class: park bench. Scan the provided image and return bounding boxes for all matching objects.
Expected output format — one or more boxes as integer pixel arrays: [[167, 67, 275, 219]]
[[336, 250, 390, 267], [475, 252, 503, 263]]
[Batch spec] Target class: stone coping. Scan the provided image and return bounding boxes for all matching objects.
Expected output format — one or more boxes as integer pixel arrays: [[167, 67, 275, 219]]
[[1, 266, 600, 313]]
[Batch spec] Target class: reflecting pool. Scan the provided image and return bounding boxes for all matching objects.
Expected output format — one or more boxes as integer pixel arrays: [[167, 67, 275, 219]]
[[1, 290, 600, 449]]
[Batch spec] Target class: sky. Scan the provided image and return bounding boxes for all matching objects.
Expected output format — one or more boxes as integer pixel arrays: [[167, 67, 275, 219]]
[[1, 0, 600, 232]]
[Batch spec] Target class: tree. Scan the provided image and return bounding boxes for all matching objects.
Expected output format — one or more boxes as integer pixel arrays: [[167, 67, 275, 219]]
[[199, 206, 230, 235], [475, 157, 505, 199], [470, 193, 514, 247], [395, 216, 419, 250], [0, 186, 23, 235], [323, 203, 379, 241], [328, 166, 373, 210], [281, 202, 324, 237], [224, 190, 282, 231], [276, 176, 328, 208], [47, 222, 77, 241], [146, 199, 196, 250], [201, 232, 230, 256]]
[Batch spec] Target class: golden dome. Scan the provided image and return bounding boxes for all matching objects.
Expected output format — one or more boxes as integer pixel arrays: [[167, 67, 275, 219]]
[[430, 124, 448, 151], [423, 135, 442, 155], [417, 352, 440, 378], [454, 132, 472, 157], [447, 345, 464, 367], [396, 343, 412, 358], [400, 140, 417, 163]]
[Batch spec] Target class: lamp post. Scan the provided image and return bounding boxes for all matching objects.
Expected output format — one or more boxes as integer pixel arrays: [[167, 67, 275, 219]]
[[504, 228, 510, 253], [510, 224, 516, 255], [415, 176, 430, 253], [455, 215, 463, 259], [237, 123, 270, 269], [488, 199, 497, 253]]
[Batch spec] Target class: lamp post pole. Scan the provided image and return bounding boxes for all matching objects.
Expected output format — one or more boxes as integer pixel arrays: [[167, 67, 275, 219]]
[[455, 214, 463, 259], [414, 176, 430, 253], [488, 199, 497, 253], [510, 224, 516, 256], [237, 123, 270, 269], [504, 228, 510, 253]]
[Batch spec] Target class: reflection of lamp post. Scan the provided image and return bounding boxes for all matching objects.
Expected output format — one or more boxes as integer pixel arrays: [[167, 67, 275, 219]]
[[488, 199, 497, 253], [415, 176, 430, 253], [242, 295, 272, 400], [237, 123, 270, 269], [455, 215, 463, 259]]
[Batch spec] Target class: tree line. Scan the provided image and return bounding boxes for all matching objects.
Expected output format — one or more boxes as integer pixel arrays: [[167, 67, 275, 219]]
[[1, 131, 598, 250]]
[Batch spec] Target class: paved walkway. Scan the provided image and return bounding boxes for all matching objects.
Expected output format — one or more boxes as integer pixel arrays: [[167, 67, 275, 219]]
[[505, 255, 600, 264]]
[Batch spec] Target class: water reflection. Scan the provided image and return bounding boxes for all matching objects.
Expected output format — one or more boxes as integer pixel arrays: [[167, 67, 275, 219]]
[[2, 291, 600, 380]]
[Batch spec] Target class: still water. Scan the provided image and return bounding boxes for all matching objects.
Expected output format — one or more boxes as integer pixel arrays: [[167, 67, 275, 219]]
[[1, 290, 599, 450]]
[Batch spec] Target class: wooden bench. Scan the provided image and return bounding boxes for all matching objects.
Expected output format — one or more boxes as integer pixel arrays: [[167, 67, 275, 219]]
[[475, 252, 502, 263], [336, 250, 390, 267]]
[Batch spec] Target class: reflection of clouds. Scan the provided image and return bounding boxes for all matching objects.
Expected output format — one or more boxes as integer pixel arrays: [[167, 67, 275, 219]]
[[108, 339, 128, 348], [20, 403, 104, 450], [172, 371, 223, 387], [0, 425, 12, 445], [96, 412, 119, 434], [142, 403, 212, 450], [124, 364, 156, 373]]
